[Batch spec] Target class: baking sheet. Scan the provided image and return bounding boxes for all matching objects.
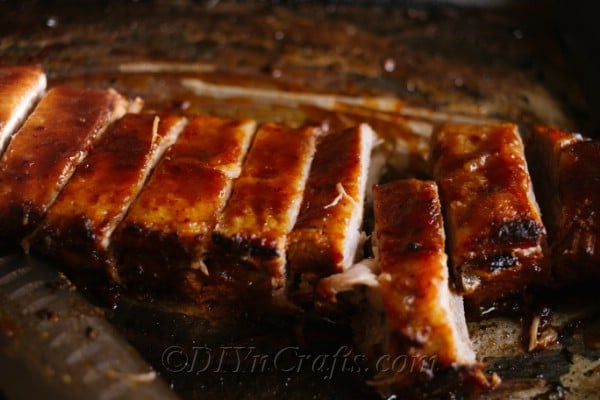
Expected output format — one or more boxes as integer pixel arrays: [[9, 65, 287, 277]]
[[0, 1, 598, 398]]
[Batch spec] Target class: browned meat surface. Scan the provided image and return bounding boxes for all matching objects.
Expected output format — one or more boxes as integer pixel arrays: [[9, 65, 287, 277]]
[[212, 123, 319, 294], [0, 86, 134, 245], [287, 124, 375, 278], [554, 141, 600, 280], [526, 125, 584, 241], [370, 179, 477, 387], [0, 65, 46, 155], [431, 123, 548, 308], [0, 1, 597, 397], [25, 113, 186, 278], [527, 125, 600, 282], [316, 179, 482, 391], [113, 115, 256, 286]]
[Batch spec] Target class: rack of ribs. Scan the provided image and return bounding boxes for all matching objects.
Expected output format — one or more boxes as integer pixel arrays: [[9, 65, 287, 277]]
[[431, 123, 548, 308], [24, 113, 186, 279], [212, 123, 319, 296], [0, 65, 46, 155], [112, 115, 256, 286], [287, 124, 375, 300], [527, 125, 600, 282], [0, 86, 137, 246]]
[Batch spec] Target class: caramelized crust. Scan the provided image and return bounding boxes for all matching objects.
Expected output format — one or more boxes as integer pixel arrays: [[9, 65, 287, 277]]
[[0, 65, 46, 155], [372, 179, 475, 386], [288, 124, 375, 276], [528, 125, 600, 281], [526, 125, 584, 241], [26, 113, 186, 276], [0, 86, 132, 244], [213, 123, 319, 290], [555, 140, 600, 280], [113, 115, 256, 285], [431, 123, 547, 307]]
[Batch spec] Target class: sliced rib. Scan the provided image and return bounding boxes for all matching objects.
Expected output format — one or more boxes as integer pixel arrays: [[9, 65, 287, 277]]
[[25, 113, 186, 278], [317, 179, 481, 390], [373, 179, 476, 387], [527, 125, 600, 282], [113, 115, 256, 285], [287, 124, 375, 292], [0, 66, 46, 155], [431, 123, 548, 308], [0, 86, 135, 244], [212, 123, 319, 293]]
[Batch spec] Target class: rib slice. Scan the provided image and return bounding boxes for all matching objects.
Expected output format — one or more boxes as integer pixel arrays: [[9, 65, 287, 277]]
[[25, 113, 186, 277], [431, 123, 548, 308], [287, 124, 375, 280], [0, 86, 136, 244], [212, 123, 319, 292], [527, 125, 600, 281], [113, 115, 256, 285], [317, 179, 480, 390], [372, 179, 476, 387], [0, 66, 46, 155]]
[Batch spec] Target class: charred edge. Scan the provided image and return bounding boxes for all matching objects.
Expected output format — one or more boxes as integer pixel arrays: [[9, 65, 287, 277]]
[[460, 252, 519, 275], [60, 214, 99, 243], [496, 220, 544, 244], [121, 223, 145, 236], [115, 224, 197, 287], [488, 253, 518, 272], [118, 224, 193, 264], [211, 232, 280, 259]]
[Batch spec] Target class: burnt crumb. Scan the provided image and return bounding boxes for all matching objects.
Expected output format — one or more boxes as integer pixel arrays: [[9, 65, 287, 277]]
[[35, 308, 58, 323], [496, 220, 543, 243], [85, 326, 98, 340], [489, 253, 518, 271]]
